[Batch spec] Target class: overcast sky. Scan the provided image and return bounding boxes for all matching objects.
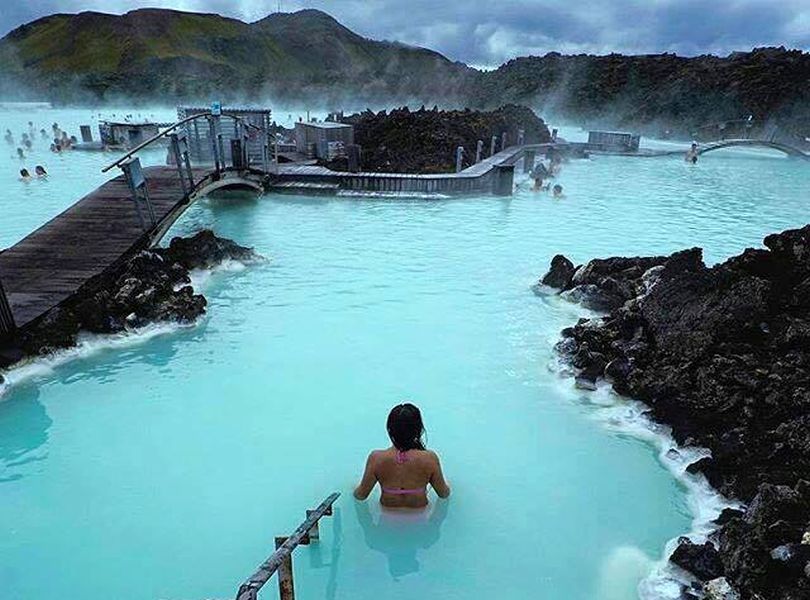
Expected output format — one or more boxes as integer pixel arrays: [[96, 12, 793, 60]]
[[3, 0, 809, 67]]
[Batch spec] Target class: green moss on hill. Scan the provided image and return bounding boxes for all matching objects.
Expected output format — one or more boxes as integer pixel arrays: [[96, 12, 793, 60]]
[[0, 8, 472, 104]]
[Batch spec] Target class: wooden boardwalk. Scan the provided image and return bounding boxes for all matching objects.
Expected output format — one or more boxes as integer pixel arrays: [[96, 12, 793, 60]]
[[0, 138, 535, 338], [0, 166, 205, 329]]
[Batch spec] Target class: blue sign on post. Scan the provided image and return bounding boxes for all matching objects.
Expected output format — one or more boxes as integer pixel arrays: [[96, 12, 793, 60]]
[[122, 157, 145, 189], [211, 101, 222, 117]]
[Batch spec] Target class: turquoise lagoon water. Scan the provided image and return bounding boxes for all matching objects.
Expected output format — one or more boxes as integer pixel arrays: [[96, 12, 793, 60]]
[[0, 109, 809, 600]]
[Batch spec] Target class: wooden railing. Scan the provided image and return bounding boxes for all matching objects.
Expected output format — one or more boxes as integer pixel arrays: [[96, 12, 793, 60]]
[[101, 112, 267, 174], [235, 492, 340, 600], [101, 112, 271, 232]]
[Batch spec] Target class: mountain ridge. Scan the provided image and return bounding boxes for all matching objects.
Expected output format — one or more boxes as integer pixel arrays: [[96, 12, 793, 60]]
[[1, 8, 808, 137], [0, 8, 474, 105]]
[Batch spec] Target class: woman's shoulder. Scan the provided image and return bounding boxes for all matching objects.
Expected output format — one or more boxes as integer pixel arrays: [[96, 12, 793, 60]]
[[412, 449, 441, 464], [368, 448, 396, 461]]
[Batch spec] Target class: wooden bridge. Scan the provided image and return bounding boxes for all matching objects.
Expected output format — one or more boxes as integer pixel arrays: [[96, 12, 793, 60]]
[[0, 112, 532, 343], [0, 112, 271, 343], [596, 138, 810, 160], [695, 138, 810, 159]]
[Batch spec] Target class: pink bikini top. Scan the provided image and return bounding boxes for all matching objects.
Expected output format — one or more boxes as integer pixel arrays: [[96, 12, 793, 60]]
[[381, 449, 426, 496]]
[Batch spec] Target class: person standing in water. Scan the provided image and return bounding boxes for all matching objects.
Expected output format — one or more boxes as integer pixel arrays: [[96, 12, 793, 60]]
[[354, 403, 451, 508], [685, 142, 699, 164], [532, 162, 550, 192], [553, 184, 564, 198], [35, 165, 48, 178], [534, 175, 549, 192]]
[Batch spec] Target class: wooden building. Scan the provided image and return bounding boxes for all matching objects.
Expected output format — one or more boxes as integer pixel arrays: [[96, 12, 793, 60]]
[[177, 106, 272, 166], [294, 121, 354, 160], [587, 131, 641, 152]]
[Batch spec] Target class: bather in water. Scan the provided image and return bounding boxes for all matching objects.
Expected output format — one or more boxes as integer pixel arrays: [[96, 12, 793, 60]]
[[685, 142, 699, 164], [354, 403, 451, 508]]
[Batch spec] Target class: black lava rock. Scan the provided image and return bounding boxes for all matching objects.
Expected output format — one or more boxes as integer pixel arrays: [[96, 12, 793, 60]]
[[541, 254, 577, 289], [671, 537, 724, 581], [8, 230, 260, 366], [544, 224, 810, 600]]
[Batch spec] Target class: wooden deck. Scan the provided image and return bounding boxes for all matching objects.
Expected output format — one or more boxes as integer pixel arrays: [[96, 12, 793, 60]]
[[0, 143, 536, 336], [0, 166, 205, 329]]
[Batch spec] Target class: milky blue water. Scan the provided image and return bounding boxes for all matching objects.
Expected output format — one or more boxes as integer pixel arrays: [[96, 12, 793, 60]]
[[1, 108, 809, 600]]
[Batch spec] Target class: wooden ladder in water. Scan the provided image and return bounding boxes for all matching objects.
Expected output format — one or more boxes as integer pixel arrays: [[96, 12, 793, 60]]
[[235, 492, 340, 600]]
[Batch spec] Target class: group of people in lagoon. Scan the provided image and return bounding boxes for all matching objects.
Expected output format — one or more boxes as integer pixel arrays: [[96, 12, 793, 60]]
[[7, 121, 75, 183], [6, 121, 76, 163], [529, 151, 565, 198], [19, 165, 48, 181]]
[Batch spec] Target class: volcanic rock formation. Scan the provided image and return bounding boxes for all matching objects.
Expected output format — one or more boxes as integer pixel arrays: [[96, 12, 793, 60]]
[[538, 225, 810, 599]]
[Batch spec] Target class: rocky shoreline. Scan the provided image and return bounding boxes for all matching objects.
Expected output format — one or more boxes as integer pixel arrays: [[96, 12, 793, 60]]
[[0, 230, 260, 373], [537, 225, 810, 600]]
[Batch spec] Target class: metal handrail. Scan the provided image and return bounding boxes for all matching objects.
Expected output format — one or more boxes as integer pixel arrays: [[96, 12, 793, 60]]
[[101, 112, 264, 173], [235, 492, 340, 600]]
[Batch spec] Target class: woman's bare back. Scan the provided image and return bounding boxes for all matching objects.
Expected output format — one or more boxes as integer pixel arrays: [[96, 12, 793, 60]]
[[355, 447, 450, 508]]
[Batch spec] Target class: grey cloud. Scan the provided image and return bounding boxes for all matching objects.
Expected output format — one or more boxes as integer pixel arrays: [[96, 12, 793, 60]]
[[1, 0, 808, 67]]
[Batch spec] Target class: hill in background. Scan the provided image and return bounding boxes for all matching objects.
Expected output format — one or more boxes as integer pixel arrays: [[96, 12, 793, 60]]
[[0, 8, 473, 105], [470, 48, 810, 137], [1, 8, 809, 138]]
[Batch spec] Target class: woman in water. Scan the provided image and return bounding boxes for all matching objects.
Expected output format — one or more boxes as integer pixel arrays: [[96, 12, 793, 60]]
[[35, 165, 48, 178], [354, 403, 451, 508], [19, 168, 31, 181]]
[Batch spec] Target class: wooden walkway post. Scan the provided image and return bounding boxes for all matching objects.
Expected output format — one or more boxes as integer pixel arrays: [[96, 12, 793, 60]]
[[0, 279, 15, 339], [121, 158, 156, 230], [209, 116, 221, 174], [169, 133, 189, 198], [476, 140, 483, 163], [493, 164, 515, 196], [490, 135, 497, 157], [523, 149, 536, 173], [275, 536, 295, 600], [231, 138, 244, 170]]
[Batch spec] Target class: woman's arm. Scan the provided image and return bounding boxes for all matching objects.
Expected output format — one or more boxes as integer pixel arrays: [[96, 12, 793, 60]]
[[353, 452, 378, 501], [428, 451, 451, 498]]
